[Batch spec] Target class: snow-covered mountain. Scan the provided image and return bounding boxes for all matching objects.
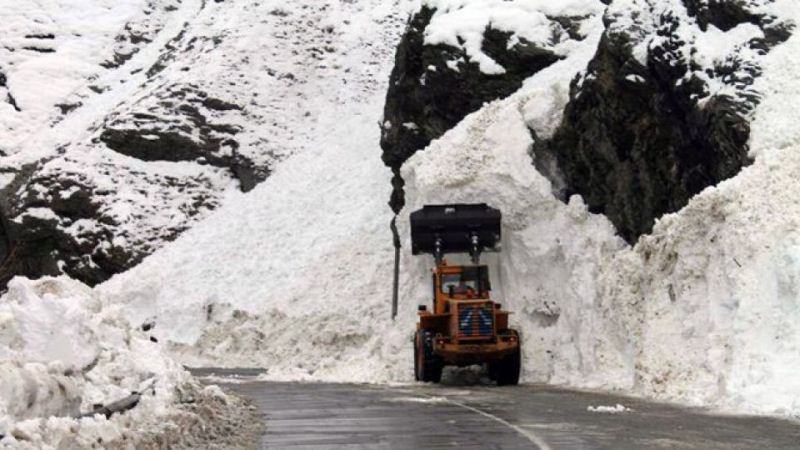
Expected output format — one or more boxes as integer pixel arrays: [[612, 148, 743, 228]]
[[2, 0, 800, 445], [0, 0, 396, 287]]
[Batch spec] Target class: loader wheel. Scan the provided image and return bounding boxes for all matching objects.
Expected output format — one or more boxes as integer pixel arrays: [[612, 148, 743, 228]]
[[413, 332, 420, 381], [415, 329, 443, 383], [493, 330, 521, 386], [487, 363, 498, 381]]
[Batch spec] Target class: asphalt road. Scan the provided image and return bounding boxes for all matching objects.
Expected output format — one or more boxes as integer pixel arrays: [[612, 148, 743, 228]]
[[192, 368, 800, 450]]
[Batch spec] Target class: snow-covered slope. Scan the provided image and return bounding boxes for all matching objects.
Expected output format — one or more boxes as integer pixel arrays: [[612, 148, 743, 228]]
[[100, 0, 417, 381], [1, 0, 396, 287]]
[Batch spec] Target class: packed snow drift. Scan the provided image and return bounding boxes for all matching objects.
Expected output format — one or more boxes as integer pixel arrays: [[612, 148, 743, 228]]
[[0, 277, 258, 448]]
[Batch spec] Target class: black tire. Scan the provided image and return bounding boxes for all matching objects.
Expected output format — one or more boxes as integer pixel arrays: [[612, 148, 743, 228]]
[[415, 329, 443, 383], [494, 330, 521, 386], [413, 332, 420, 381], [487, 362, 498, 381]]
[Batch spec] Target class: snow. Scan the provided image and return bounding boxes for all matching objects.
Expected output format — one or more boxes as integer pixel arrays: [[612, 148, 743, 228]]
[[692, 23, 764, 69], [13, 208, 59, 223], [0, 277, 229, 447], [93, 0, 800, 420], [422, 0, 605, 74], [98, 0, 417, 382], [603, 0, 784, 109], [0, 0, 184, 162], [3, 0, 800, 435], [587, 404, 632, 413]]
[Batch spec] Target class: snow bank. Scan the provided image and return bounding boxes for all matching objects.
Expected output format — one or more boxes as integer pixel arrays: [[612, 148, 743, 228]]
[[624, 18, 800, 414], [0, 277, 255, 448]]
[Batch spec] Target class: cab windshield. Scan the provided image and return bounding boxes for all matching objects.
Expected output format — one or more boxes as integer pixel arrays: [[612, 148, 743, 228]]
[[440, 267, 490, 295]]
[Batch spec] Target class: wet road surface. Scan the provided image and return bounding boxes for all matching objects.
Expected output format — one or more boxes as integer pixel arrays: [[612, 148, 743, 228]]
[[192, 368, 800, 450]]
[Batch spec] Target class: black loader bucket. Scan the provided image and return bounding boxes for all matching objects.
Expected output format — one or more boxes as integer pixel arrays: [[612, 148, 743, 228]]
[[410, 204, 501, 262]]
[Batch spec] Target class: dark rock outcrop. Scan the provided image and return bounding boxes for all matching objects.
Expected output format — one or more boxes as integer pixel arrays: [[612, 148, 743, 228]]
[[100, 84, 266, 192], [0, 0, 279, 290], [381, 6, 585, 212], [0, 159, 221, 288], [534, 0, 793, 243]]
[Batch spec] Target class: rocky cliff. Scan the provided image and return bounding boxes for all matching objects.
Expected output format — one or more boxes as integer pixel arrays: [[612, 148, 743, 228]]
[[535, 0, 792, 242], [382, 0, 792, 243], [380, 1, 604, 212], [0, 0, 363, 287]]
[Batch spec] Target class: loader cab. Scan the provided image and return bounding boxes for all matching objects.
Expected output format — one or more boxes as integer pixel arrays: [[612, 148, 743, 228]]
[[432, 262, 492, 314]]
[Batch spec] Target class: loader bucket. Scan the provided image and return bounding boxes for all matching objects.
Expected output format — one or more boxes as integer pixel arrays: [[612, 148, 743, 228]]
[[410, 204, 501, 257]]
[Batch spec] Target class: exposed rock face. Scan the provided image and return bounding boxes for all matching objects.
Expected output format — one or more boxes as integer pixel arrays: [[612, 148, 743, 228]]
[[0, 0, 282, 289], [0, 158, 224, 288], [99, 83, 266, 192], [534, 0, 793, 243], [380, 5, 598, 212], [0, 0, 368, 290]]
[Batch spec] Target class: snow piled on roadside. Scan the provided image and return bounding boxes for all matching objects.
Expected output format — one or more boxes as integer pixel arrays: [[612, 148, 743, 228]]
[[626, 22, 800, 415], [0, 277, 252, 448]]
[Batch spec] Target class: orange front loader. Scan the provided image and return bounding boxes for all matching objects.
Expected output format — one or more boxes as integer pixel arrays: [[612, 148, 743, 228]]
[[409, 204, 520, 385]]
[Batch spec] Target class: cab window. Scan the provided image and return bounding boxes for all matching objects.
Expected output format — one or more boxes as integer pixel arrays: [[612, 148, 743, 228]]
[[441, 274, 477, 294]]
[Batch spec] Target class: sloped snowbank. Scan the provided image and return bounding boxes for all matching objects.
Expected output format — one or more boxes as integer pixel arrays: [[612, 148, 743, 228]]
[[98, 0, 417, 382], [0, 277, 257, 448], [624, 17, 800, 414]]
